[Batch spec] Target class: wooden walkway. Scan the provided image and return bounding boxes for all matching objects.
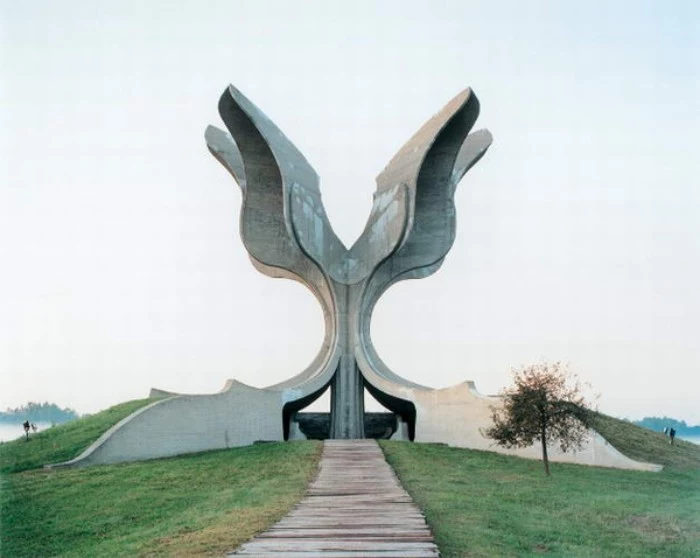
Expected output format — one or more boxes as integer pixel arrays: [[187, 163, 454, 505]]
[[228, 439, 439, 557]]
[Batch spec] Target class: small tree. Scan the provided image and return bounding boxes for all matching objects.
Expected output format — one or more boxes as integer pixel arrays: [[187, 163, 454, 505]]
[[485, 362, 594, 476]]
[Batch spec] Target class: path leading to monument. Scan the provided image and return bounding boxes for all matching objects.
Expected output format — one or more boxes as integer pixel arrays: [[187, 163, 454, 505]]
[[228, 440, 439, 557]]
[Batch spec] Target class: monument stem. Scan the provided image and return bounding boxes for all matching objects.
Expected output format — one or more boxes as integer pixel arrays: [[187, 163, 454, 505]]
[[329, 282, 365, 439]]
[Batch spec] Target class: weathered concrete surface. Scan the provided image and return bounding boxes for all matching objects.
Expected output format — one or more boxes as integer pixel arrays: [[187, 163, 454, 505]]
[[47, 381, 284, 468], [51, 85, 661, 472], [207, 85, 492, 440], [409, 383, 662, 471], [228, 440, 439, 557]]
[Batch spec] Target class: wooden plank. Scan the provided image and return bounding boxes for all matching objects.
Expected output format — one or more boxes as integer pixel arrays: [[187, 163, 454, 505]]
[[235, 541, 437, 551], [234, 552, 438, 557], [227, 440, 438, 557]]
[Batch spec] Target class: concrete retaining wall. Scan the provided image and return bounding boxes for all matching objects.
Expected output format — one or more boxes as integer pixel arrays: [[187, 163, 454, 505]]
[[47, 378, 662, 472], [412, 382, 662, 472], [47, 381, 284, 468]]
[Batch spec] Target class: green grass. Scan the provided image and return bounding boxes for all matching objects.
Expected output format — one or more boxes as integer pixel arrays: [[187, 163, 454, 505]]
[[3, 401, 698, 557], [0, 400, 322, 556], [380, 420, 700, 558], [0, 399, 154, 474], [1, 441, 322, 557], [592, 412, 700, 471]]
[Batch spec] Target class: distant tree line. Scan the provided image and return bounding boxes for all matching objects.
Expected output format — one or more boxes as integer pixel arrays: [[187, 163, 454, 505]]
[[632, 416, 700, 436], [0, 402, 79, 424]]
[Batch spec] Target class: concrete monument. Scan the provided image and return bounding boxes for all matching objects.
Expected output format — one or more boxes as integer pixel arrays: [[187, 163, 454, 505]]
[[49, 86, 660, 471]]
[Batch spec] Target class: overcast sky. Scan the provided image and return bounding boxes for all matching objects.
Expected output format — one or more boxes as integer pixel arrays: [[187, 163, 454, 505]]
[[1, 1, 698, 424]]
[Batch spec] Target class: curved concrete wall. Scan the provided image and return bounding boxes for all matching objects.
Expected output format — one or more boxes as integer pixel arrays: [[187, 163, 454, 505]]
[[48, 377, 661, 472], [411, 382, 662, 472], [48, 381, 284, 468]]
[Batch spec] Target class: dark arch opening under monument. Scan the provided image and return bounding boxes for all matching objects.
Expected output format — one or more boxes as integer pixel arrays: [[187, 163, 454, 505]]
[[282, 381, 416, 442]]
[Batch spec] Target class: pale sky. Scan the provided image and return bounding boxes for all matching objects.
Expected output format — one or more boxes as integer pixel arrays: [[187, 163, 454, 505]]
[[1, 1, 699, 424]]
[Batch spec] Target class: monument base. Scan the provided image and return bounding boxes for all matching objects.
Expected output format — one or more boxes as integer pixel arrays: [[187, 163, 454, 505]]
[[46, 379, 661, 472], [294, 412, 399, 440]]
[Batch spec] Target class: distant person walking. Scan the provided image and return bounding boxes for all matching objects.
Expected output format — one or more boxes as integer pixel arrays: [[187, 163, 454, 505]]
[[669, 427, 676, 445], [23, 420, 30, 441]]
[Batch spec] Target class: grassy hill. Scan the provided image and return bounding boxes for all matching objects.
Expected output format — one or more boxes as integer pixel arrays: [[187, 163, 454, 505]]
[[1, 442, 321, 557], [591, 412, 700, 471], [0, 400, 322, 556], [381, 416, 700, 557], [1, 403, 698, 557], [0, 398, 154, 474]]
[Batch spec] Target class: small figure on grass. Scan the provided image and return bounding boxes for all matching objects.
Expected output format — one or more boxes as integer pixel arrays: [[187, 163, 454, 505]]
[[485, 361, 595, 476], [23, 420, 30, 441], [669, 427, 676, 445]]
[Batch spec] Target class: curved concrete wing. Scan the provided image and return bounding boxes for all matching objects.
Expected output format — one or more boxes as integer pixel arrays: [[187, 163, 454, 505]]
[[205, 125, 246, 190], [53, 86, 660, 472]]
